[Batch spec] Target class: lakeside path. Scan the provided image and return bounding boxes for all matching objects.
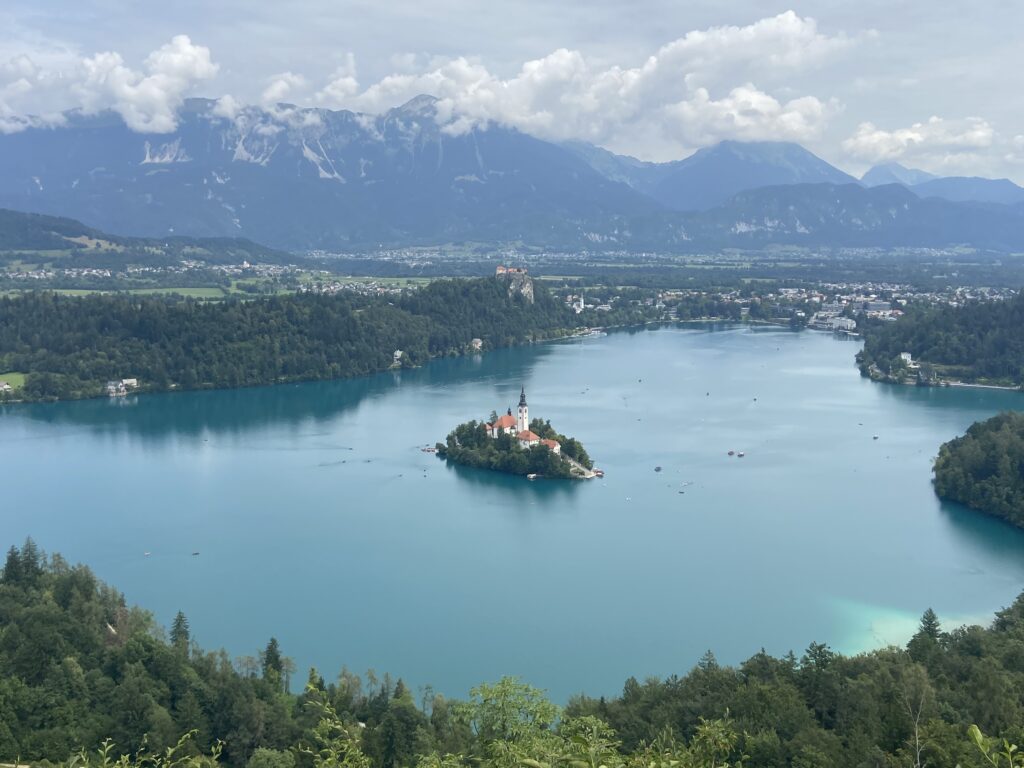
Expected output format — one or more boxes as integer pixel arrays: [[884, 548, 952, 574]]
[[564, 455, 597, 478], [948, 382, 1021, 391]]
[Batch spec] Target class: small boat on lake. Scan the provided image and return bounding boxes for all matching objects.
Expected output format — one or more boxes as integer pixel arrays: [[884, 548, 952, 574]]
[[654, 466, 662, 472], [727, 450, 735, 456], [737, 452, 745, 458], [527, 473, 538, 480]]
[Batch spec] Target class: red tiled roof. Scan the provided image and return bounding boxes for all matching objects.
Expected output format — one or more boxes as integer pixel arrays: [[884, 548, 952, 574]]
[[493, 414, 517, 428], [517, 430, 541, 441], [540, 439, 560, 448]]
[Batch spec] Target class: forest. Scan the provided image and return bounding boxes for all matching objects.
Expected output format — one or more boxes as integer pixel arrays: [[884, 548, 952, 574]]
[[0, 278, 579, 403], [933, 411, 1024, 528], [2, 540, 1023, 768], [857, 293, 1024, 385], [436, 418, 592, 479]]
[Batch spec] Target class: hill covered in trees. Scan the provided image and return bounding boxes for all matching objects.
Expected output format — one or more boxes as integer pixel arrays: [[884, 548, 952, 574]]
[[3, 539, 1024, 768], [0, 277, 577, 402], [857, 294, 1024, 386], [0, 208, 295, 269], [933, 411, 1024, 527]]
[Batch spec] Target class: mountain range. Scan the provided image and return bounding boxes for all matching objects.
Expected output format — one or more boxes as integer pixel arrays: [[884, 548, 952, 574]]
[[1, 95, 1022, 252], [860, 162, 1024, 206]]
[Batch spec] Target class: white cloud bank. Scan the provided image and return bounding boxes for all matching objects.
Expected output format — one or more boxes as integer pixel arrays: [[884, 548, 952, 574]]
[[0, 12, 854, 160], [308, 11, 853, 159], [0, 34, 217, 133], [841, 116, 1024, 177]]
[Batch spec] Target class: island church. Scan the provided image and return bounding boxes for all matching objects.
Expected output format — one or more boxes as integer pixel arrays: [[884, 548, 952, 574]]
[[487, 388, 561, 454]]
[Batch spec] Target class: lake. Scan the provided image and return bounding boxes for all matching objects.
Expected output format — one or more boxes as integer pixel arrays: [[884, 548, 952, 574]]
[[3, 324, 1024, 703]]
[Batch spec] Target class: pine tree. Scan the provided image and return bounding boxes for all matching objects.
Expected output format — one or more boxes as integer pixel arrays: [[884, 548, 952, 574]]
[[1, 545, 22, 585], [19, 538, 42, 584], [263, 637, 283, 678], [919, 608, 942, 639], [170, 611, 190, 652]]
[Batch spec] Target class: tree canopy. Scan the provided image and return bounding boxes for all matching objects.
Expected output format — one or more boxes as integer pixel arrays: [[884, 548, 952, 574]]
[[5, 540, 1024, 767], [0, 278, 576, 402], [858, 294, 1024, 385], [933, 411, 1024, 527]]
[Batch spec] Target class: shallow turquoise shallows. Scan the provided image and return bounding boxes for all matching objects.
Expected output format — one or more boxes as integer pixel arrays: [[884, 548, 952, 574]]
[[4, 325, 1024, 702]]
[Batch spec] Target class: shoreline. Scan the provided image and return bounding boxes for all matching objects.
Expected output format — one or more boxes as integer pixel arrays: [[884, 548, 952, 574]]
[[861, 366, 1021, 393], [946, 381, 1021, 391], [0, 317, 859, 408]]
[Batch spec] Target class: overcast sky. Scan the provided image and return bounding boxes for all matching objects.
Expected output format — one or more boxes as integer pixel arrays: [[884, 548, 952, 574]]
[[2, 0, 1022, 180]]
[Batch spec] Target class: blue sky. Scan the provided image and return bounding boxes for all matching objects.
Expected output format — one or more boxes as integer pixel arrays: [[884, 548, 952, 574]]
[[2, 1, 1022, 180]]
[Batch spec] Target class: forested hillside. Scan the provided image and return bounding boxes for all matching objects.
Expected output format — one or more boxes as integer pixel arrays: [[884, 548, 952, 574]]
[[0, 277, 576, 402], [1, 540, 1023, 768], [933, 411, 1024, 527], [0, 208, 294, 268], [858, 293, 1024, 385]]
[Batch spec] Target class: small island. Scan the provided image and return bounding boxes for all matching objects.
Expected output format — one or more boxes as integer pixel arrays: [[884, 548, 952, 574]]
[[933, 411, 1024, 528], [436, 387, 596, 479]]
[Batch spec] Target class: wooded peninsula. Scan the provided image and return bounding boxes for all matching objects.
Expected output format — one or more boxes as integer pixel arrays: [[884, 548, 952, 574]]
[[858, 292, 1024, 387], [933, 411, 1024, 528], [0, 277, 608, 403]]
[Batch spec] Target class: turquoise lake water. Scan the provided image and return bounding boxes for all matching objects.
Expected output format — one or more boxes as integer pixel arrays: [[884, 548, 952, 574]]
[[3, 324, 1024, 702]]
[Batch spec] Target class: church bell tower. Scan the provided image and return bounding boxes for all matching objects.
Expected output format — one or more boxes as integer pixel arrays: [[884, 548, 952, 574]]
[[517, 387, 529, 433]]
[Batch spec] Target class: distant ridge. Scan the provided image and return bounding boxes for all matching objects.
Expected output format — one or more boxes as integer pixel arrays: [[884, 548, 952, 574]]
[[566, 139, 856, 211], [1, 98, 1023, 251], [911, 176, 1024, 206], [861, 162, 937, 187], [0, 207, 294, 264]]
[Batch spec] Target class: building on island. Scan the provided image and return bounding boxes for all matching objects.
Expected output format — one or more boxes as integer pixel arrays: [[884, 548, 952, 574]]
[[105, 378, 139, 397], [485, 387, 560, 454], [495, 265, 527, 276], [540, 438, 561, 454]]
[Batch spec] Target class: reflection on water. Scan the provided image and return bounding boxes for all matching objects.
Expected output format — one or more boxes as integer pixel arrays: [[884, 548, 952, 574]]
[[442, 460, 583, 504], [0, 341, 557, 443], [938, 498, 1024, 568]]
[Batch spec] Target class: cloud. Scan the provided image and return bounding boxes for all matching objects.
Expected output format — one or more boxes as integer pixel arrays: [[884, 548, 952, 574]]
[[663, 86, 839, 146], [211, 93, 243, 120], [309, 12, 856, 159], [261, 71, 309, 105], [842, 116, 995, 163], [0, 12, 855, 156], [315, 54, 358, 107], [0, 34, 217, 133], [75, 35, 217, 132]]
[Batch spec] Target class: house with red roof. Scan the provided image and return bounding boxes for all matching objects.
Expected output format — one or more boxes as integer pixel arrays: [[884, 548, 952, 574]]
[[517, 430, 542, 448], [488, 412, 518, 438]]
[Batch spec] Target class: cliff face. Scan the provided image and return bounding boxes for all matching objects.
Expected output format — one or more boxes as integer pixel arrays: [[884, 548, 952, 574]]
[[503, 273, 535, 304]]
